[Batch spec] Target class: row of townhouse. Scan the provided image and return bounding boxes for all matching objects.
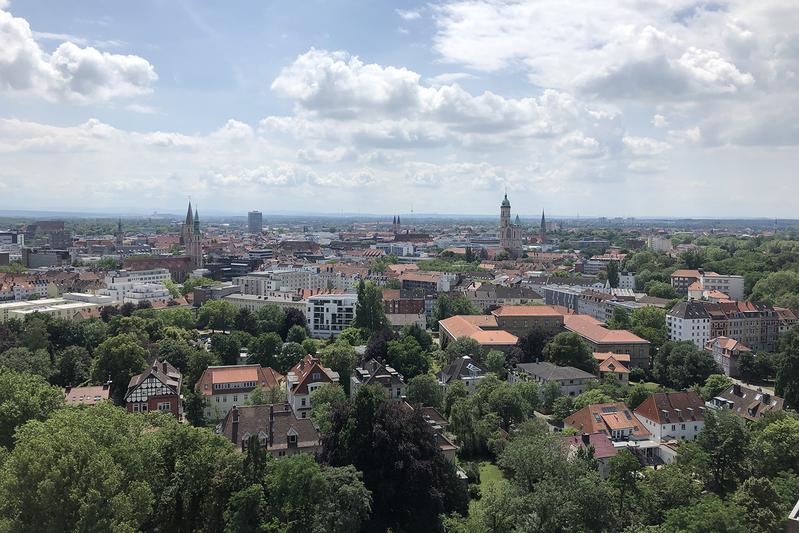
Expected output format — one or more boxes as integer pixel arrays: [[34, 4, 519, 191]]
[[667, 299, 798, 352]]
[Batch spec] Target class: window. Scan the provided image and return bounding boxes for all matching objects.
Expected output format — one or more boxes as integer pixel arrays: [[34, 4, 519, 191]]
[[671, 425, 676, 431], [288, 435, 297, 444], [681, 424, 686, 430], [301, 398, 306, 406], [233, 395, 238, 402], [158, 402, 171, 412], [141, 404, 148, 411]]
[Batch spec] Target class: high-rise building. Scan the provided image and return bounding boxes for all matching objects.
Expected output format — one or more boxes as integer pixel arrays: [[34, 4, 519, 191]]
[[248, 210, 263, 234]]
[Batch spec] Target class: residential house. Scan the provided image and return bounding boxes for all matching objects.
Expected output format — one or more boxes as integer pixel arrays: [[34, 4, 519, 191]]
[[437, 355, 487, 396], [220, 403, 321, 458], [510, 361, 597, 397], [306, 293, 357, 339], [594, 352, 631, 384], [351, 358, 406, 400], [564, 402, 650, 442], [634, 391, 705, 443], [286, 355, 340, 419], [705, 336, 750, 378], [707, 383, 784, 421], [64, 382, 111, 406], [564, 432, 618, 479], [196, 364, 285, 421], [125, 360, 182, 418]]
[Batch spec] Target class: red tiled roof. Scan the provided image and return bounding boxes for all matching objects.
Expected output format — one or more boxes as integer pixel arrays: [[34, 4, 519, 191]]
[[491, 305, 562, 317], [564, 402, 649, 439], [196, 365, 284, 396], [634, 391, 705, 424], [564, 315, 649, 345]]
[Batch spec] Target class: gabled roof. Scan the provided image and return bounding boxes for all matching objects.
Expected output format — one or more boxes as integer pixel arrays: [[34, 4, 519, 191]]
[[65, 383, 111, 406], [712, 384, 784, 421], [492, 305, 562, 317], [598, 355, 630, 374], [515, 361, 597, 381], [287, 354, 339, 395], [437, 356, 487, 384], [438, 315, 518, 346], [354, 358, 405, 387], [564, 402, 649, 439], [125, 359, 181, 401], [563, 314, 649, 345], [220, 403, 320, 451], [634, 391, 705, 424], [195, 365, 284, 396], [565, 432, 618, 459]]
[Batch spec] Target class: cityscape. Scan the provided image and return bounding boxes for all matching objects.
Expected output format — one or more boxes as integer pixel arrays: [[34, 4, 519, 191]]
[[2, 1, 799, 533]]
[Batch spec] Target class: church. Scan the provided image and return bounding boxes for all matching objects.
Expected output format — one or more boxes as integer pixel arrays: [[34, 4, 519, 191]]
[[499, 193, 523, 258], [181, 201, 203, 269]]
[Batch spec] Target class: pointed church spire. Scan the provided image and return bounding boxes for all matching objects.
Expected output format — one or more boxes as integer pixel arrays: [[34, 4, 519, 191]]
[[185, 201, 193, 226], [194, 207, 200, 231]]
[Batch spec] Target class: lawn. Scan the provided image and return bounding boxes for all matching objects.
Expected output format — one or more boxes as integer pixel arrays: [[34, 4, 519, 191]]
[[478, 461, 503, 488]]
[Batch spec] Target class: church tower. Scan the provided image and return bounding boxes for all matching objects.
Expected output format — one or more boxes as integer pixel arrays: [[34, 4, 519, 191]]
[[499, 193, 523, 258], [181, 201, 203, 269], [115, 218, 123, 247], [540, 210, 546, 244]]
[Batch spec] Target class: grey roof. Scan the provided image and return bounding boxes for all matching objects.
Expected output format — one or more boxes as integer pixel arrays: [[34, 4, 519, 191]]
[[515, 361, 597, 381], [353, 358, 405, 387], [437, 356, 487, 385], [668, 300, 711, 320], [220, 403, 320, 451], [124, 359, 181, 401]]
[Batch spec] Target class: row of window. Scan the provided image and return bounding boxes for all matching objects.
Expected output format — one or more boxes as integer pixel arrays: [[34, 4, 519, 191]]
[[131, 402, 172, 412]]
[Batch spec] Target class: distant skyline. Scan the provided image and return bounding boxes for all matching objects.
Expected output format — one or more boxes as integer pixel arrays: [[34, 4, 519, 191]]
[[1, 1, 798, 217]]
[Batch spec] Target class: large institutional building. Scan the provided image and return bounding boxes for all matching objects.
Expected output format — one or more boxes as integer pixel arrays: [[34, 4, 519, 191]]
[[181, 202, 203, 269], [499, 193, 523, 258]]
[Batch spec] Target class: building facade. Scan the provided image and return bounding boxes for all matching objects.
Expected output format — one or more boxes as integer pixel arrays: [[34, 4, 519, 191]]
[[634, 391, 705, 443], [247, 210, 263, 234], [499, 193, 523, 258], [286, 355, 340, 419], [306, 293, 357, 338], [124, 360, 182, 418], [195, 365, 285, 421]]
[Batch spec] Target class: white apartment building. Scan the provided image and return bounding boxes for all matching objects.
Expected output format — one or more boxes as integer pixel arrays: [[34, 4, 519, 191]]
[[647, 235, 673, 253], [306, 293, 357, 338], [618, 271, 636, 290], [195, 365, 284, 421], [666, 300, 711, 348], [0, 297, 100, 322], [234, 269, 320, 295], [634, 391, 705, 442], [700, 272, 745, 301], [99, 269, 171, 303], [224, 293, 307, 313]]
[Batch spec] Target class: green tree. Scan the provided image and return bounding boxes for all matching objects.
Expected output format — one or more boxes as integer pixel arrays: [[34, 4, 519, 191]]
[[400, 323, 433, 351], [733, 477, 784, 533], [386, 336, 430, 380], [353, 280, 388, 332], [286, 324, 307, 343], [337, 327, 368, 346], [608, 449, 642, 516], [751, 414, 799, 477], [630, 306, 668, 348], [543, 332, 597, 373], [181, 276, 217, 296], [406, 373, 444, 409], [776, 325, 799, 408], [700, 374, 732, 401], [56, 345, 92, 386], [276, 342, 305, 373], [320, 340, 358, 395], [572, 389, 613, 411], [91, 333, 147, 400], [310, 383, 348, 434], [248, 332, 282, 368], [607, 307, 631, 330], [485, 349, 507, 378], [626, 382, 652, 409], [636, 465, 701, 525], [488, 382, 527, 430], [233, 308, 258, 335], [183, 387, 207, 427], [0, 347, 54, 379], [645, 281, 679, 299], [550, 396, 575, 421], [210, 333, 240, 366], [432, 293, 480, 325], [540, 380, 561, 413], [0, 369, 64, 449], [444, 379, 468, 417], [185, 348, 219, 388], [255, 304, 285, 335], [653, 341, 720, 390], [659, 494, 745, 533], [197, 299, 237, 331], [697, 408, 750, 493], [606, 260, 620, 288], [444, 336, 483, 363], [750, 270, 799, 308]]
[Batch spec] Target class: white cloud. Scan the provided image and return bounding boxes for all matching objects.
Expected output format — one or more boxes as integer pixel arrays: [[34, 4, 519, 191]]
[[396, 9, 421, 21], [652, 114, 668, 127], [0, 7, 156, 102]]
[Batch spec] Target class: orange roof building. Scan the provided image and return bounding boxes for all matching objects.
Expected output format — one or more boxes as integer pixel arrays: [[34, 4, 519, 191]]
[[196, 364, 285, 421], [565, 402, 650, 441]]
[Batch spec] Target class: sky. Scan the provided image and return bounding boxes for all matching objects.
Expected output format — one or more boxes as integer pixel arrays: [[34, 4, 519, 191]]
[[0, 0, 797, 218]]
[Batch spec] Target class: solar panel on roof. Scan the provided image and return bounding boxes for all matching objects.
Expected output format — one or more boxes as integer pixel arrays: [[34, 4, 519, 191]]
[[600, 406, 617, 413]]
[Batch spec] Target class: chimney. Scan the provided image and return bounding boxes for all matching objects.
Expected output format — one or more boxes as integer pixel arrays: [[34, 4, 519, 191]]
[[581, 433, 590, 446], [64, 385, 72, 394], [231, 406, 239, 445], [733, 383, 742, 396], [762, 393, 771, 405]]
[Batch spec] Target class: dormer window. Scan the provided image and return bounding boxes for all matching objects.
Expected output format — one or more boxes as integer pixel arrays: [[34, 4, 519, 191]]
[[288, 434, 297, 444]]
